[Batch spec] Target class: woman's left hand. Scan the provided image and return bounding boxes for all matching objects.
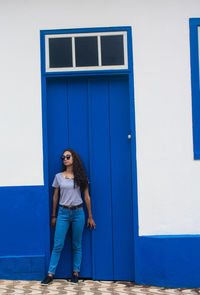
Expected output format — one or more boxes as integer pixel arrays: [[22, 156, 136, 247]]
[[87, 217, 96, 230]]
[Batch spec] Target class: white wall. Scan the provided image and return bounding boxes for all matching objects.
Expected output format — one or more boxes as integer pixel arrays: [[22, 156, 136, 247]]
[[0, 0, 200, 235]]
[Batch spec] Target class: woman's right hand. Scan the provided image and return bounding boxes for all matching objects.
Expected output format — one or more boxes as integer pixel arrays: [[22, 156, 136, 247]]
[[51, 217, 57, 229]]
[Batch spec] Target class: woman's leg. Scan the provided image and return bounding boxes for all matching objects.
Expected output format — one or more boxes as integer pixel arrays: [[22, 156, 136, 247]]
[[48, 208, 70, 275], [71, 208, 85, 275]]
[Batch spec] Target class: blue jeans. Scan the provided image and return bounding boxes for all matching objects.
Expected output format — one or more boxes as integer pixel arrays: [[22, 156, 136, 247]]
[[48, 205, 85, 275]]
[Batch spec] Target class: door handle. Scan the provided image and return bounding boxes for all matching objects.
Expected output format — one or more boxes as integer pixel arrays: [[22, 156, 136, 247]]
[[128, 134, 131, 139]]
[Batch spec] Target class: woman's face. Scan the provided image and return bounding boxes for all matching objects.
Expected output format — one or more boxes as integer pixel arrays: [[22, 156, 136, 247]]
[[62, 151, 73, 167]]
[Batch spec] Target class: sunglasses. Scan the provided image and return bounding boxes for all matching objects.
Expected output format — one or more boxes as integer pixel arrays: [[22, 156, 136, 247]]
[[61, 154, 71, 160]]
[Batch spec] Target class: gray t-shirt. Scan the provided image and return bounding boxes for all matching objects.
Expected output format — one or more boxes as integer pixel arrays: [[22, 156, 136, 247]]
[[52, 172, 83, 206]]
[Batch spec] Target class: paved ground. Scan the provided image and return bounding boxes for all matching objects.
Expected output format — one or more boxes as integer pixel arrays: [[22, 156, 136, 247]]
[[0, 279, 200, 295]]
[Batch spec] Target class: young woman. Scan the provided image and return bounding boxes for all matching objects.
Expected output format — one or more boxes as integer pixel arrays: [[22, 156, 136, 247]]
[[41, 148, 96, 285]]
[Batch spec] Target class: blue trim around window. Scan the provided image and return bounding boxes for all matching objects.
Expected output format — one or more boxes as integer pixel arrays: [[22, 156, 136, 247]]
[[189, 18, 200, 160], [40, 26, 132, 76]]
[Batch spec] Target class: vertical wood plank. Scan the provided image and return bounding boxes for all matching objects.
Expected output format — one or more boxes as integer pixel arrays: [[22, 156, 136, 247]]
[[68, 77, 92, 277], [46, 77, 72, 277], [109, 75, 134, 280], [88, 76, 114, 279]]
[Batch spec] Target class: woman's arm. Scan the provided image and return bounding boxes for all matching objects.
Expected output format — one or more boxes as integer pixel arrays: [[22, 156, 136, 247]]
[[51, 187, 59, 228], [84, 186, 96, 230]]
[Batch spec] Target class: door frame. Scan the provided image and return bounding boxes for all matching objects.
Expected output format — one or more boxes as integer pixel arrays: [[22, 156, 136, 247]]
[[40, 26, 139, 281]]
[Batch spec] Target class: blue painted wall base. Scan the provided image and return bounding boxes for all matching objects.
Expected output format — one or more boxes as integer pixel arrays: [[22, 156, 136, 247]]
[[1, 186, 200, 286], [0, 186, 50, 280], [0, 255, 45, 280], [135, 235, 200, 288], [1, 185, 200, 286]]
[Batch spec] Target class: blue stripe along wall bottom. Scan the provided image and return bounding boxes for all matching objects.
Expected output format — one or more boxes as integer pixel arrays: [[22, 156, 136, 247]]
[[135, 235, 200, 288], [0, 186, 50, 280], [1, 186, 200, 287]]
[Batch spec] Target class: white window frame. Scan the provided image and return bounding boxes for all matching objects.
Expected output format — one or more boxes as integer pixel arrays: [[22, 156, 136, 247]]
[[45, 31, 128, 72]]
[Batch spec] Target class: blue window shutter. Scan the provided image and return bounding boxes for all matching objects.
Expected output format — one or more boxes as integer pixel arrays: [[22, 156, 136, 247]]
[[190, 18, 200, 160]]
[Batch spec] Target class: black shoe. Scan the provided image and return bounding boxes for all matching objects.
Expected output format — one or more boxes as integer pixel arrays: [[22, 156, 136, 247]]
[[70, 274, 78, 284], [41, 275, 53, 285]]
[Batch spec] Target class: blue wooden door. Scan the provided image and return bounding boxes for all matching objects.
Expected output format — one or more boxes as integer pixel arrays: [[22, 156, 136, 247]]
[[46, 75, 134, 281]]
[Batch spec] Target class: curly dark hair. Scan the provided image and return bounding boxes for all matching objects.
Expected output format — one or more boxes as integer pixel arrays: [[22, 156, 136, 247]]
[[61, 148, 89, 192]]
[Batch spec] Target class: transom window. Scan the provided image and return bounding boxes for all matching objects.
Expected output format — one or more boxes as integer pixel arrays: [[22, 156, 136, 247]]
[[45, 31, 128, 72]]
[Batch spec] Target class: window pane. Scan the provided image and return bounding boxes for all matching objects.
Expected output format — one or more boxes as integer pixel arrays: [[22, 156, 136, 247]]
[[101, 35, 124, 66], [75, 36, 98, 67], [49, 38, 72, 68]]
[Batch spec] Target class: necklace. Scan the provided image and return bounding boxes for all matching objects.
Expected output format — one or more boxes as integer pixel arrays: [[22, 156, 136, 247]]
[[62, 172, 74, 179]]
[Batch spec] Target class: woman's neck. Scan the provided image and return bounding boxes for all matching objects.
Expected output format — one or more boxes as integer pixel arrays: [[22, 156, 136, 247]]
[[66, 165, 73, 172], [64, 166, 73, 175]]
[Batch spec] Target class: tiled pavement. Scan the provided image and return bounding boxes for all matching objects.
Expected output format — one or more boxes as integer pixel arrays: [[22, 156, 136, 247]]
[[0, 279, 200, 295]]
